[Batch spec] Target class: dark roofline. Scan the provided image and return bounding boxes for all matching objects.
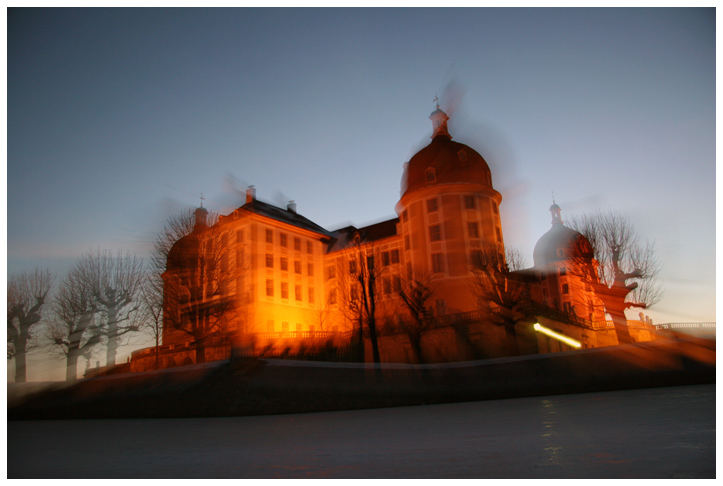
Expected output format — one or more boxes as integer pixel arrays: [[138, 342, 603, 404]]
[[222, 198, 332, 237]]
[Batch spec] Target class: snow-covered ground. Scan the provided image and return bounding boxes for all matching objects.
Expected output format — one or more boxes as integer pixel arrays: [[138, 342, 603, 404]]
[[8, 384, 714, 478]]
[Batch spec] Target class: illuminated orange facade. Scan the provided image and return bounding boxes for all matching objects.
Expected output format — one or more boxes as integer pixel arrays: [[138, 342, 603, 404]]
[[130, 105, 657, 370]]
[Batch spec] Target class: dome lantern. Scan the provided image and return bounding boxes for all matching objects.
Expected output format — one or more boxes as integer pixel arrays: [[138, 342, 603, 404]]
[[430, 97, 451, 140], [550, 202, 562, 225]]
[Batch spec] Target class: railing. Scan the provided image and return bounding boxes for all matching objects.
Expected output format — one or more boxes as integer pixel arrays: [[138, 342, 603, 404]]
[[254, 331, 352, 340], [654, 322, 716, 330]]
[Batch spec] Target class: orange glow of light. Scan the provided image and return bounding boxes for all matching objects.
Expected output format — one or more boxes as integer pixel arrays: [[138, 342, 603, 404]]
[[533, 323, 582, 349]]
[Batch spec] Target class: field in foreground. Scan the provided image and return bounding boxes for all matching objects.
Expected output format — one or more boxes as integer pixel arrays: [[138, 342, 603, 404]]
[[8, 384, 714, 478], [8, 334, 715, 420]]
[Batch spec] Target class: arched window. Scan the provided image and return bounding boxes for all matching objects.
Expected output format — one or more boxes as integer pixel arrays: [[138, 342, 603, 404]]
[[425, 167, 436, 183]]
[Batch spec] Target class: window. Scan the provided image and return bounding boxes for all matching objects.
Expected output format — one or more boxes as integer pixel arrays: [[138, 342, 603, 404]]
[[402, 210, 408, 223], [470, 250, 484, 269], [464, 195, 476, 209], [468, 222, 479, 238], [308, 287, 314, 303], [328, 288, 337, 305], [559, 267, 567, 276], [295, 284, 302, 301], [427, 198, 438, 213], [562, 284, 569, 294], [236, 229, 244, 243], [407, 262, 413, 279], [265, 254, 273, 268], [391, 249, 400, 264], [366, 255, 375, 271], [281, 282, 289, 299], [404, 235, 410, 250], [265, 279, 273, 297], [280, 233, 287, 248], [327, 265, 336, 280], [294, 260, 301, 274], [382, 251, 390, 266], [425, 167, 436, 183], [294, 237, 301, 251], [383, 277, 391, 295], [308, 263, 314, 277], [265, 229, 273, 244], [392, 275, 401, 292], [349, 259, 357, 274], [306, 241, 313, 254], [432, 253, 444, 273], [281, 321, 289, 333], [280, 257, 288, 271], [435, 299, 447, 315], [429, 224, 442, 241]]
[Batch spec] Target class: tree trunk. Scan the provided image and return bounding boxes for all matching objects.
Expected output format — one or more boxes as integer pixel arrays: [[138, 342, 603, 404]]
[[195, 344, 205, 364], [14, 347, 27, 383], [105, 309, 119, 366], [66, 350, 79, 383], [610, 312, 632, 344], [368, 319, 381, 364], [505, 325, 520, 356], [408, 332, 424, 364]]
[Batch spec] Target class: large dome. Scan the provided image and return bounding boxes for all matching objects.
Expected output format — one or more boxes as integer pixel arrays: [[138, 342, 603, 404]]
[[533, 205, 594, 268], [401, 134, 493, 197], [400, 106, 493, 197]]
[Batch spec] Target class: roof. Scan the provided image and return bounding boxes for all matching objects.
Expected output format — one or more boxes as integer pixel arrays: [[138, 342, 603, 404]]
[[327, 217, 400, 253], [533, 223, 594, 268], [235, 199, 332, 237], [401, 135, 493, 197]]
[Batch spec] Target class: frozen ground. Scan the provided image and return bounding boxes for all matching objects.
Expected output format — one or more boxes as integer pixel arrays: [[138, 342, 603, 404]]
[[8, 384, 714, 478]]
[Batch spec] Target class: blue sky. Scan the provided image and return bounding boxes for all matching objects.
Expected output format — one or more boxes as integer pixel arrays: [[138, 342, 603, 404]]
[[8, 7, 715, 334]]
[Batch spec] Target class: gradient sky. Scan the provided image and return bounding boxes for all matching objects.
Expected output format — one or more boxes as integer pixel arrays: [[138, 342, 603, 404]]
[[8, 8, 716, 371]]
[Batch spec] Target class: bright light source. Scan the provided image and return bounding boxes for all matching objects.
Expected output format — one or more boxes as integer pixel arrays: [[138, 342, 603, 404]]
[[533, 322, 582, 349]]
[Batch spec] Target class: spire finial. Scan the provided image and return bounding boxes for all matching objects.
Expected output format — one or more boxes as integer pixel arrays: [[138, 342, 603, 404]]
[[200, 193, 206, 208], [433, 94, 440, 109]]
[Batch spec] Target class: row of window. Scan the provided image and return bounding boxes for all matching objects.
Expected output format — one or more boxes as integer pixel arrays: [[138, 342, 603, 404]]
[[428, 222, 502, 243], [264, 228, 315, 253], [265, 254, 315, 275], [265, 279, 315, 303], [325, 250, 401, 280], [399, 195, 499, 222], [266, 320, 338, 334]]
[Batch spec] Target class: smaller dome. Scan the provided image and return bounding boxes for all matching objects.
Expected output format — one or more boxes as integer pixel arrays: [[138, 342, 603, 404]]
[[533, 204, 594, 267]]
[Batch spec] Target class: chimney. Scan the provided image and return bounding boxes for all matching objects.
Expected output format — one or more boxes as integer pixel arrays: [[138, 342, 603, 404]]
[[287, 200, 297, 213], [246, 185, 256, 204]]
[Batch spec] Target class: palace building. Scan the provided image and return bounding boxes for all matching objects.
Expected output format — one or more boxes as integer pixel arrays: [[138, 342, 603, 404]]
[[130, 105, 657, 370]]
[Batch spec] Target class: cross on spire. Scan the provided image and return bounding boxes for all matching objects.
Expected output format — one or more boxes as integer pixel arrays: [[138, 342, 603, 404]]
[[200, 193, 206, 208]]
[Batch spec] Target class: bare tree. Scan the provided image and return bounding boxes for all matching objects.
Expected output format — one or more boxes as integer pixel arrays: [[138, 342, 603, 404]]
[[7, 268, 54, 383], [471, 250, 533, 356], [336, 233, 384, 364], [397, 277, 433, 363], [139, 273, 164, 369], [568, 211, 661, 343], [163, 221, 238, 363], [505, 247, 528, 272], [49, 267, 102, 382], [79, 250, 145, 366]]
